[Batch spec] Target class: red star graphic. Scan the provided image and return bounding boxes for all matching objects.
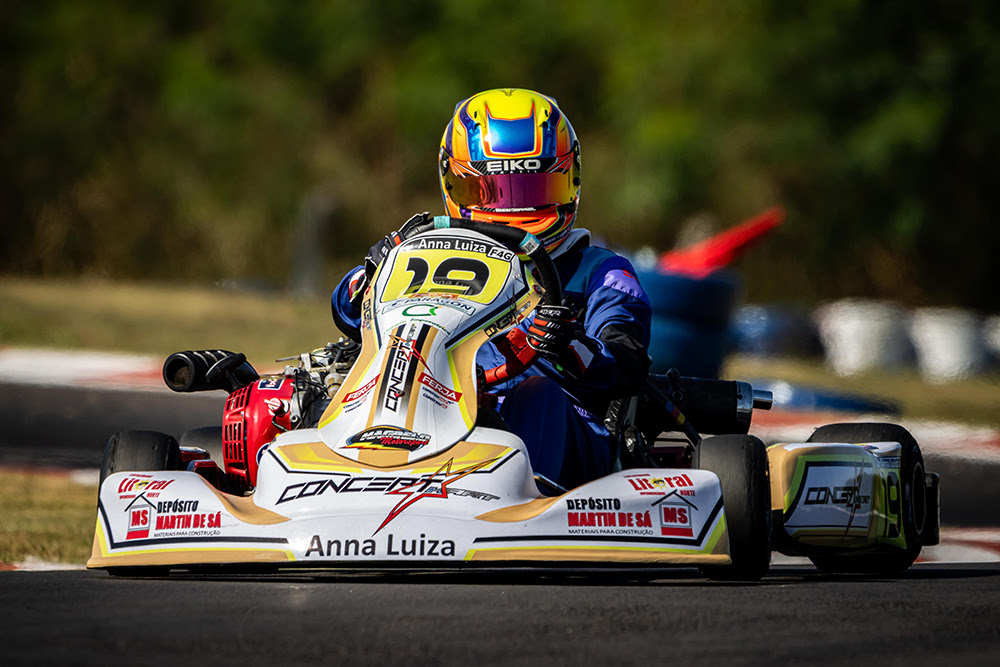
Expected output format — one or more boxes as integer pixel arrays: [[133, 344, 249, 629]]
[[373, 457, 498, 535]]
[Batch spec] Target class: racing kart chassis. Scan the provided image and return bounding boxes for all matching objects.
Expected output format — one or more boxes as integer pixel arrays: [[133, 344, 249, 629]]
[[88, 220, 940, 579]]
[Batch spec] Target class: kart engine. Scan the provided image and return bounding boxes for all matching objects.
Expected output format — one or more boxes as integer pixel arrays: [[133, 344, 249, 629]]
[[162, 344, 360, 490], [222, 376, 295, 489]]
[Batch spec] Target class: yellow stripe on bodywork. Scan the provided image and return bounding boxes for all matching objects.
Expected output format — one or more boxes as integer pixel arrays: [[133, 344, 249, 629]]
[[273, 439, 512, 473], [87, 519, 295, 568], [466, 516, 729, 563]]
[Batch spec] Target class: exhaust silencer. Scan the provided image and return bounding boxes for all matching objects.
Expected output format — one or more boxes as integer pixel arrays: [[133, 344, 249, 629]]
[[162, 349, 259, 393]]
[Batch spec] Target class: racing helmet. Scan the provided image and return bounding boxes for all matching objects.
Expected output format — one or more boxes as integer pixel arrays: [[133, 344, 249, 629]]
[[439, 88, 581, 253]]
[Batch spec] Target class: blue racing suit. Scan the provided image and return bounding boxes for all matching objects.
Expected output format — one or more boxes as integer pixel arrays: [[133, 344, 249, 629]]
[[331, 229, 651, 489]]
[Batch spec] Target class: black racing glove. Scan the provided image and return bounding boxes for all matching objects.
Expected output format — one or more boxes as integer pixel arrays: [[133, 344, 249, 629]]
[[526, 305, 579, 359], [527, 304, 600, 378], [349, 212, 431, 308], [365, 211, 431, 267]]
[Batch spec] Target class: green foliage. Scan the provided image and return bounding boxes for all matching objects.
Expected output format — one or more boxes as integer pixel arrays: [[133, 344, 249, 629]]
[[2, 0, 999, 308]]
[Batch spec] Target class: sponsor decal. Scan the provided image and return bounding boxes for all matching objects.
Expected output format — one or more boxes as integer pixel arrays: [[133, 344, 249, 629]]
[[122, 496, 223, 540], [418, 372, 461, 403], [482, 158, 543, 173], [487, 246, 515, 262], [804, 486, 871, 509], [381, 294, 477, 316], [276, 457, 502, 533], [257, 377, 284, 391], [401, 304, 440, 318], [624, 473, 694, 495], [303, 533, 456, 558], [155, 511, 222, 532], [342, 374, 379, 404], [117, 476, 173, 499], [344, 426, 431, 452], [124, 495, 155, 540], [276, 474, 499, 504], [566, 497, 621, 511], [875, 456, 901, 469], [567, 510, 654, 534], [484, 300, 533, 337], [383, 332, 429, 412], [564, 497, 655, 535], [658, 502, 694, 537], [361, 297, 373, 330], [785, 463, 874, 531], [374, 458, 496, 534]]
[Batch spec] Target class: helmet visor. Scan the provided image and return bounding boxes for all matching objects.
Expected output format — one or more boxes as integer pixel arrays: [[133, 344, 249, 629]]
[[444, 158, 577, 211]]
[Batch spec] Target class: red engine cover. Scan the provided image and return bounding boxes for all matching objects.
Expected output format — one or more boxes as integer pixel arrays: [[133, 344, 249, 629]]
[[222, 376, 294, 488]]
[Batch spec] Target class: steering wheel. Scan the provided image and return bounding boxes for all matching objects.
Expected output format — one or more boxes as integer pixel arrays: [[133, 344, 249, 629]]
[[401, 217, 562, 389]]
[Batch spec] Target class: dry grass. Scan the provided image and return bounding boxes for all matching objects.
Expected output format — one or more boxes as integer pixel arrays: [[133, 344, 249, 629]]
[[0, 470, 98, 565], [724, 355, 1000, 428], [2, 275, 999, 426], [0, 276, 347, 365]]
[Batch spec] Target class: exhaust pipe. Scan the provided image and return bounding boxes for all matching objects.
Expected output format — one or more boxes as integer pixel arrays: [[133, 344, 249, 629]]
[[162, 350, 259, 393]]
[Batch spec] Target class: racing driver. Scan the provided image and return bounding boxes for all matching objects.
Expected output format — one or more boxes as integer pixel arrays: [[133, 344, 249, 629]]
[[331, 88, 651, 490]]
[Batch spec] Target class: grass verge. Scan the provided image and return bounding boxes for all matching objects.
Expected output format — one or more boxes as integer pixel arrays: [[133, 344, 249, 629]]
[[2, 276, 999, 427], [0, 276, 346, 364], [0, 469, 97, 566]]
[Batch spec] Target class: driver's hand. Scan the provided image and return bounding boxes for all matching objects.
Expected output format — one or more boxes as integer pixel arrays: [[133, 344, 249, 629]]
[[350, 212, 431, 310], [366, 211, 431, 267], [526, 305, 597, 378], [526, 305, 579, 358]]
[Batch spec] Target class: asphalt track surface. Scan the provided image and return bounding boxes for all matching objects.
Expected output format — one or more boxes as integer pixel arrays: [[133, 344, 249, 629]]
[[3, 383, 1000, 665], [2, 565, 1000, 666]]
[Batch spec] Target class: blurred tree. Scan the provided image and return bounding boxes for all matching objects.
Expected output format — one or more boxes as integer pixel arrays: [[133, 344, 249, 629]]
[[1, 0, 997, 308]]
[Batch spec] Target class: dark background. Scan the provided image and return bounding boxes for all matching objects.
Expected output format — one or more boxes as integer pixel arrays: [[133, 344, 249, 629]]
[[3, 0, 999, 308]]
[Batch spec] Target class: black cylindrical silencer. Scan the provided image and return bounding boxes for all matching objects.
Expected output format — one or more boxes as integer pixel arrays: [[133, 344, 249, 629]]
[[162, 350, 257, 393]]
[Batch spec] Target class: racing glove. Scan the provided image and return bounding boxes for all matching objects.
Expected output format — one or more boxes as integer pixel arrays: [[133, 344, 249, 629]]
[[348, 211, 431, 308], [366, 211, 431, 267], [526, 305, 598, 379]]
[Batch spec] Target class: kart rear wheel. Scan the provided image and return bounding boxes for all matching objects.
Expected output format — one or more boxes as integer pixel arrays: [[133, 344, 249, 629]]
[[696, 434, 771, 581], [99, 430, 182, 486], [805, 423, 927, 574], [179, 426, 225, 465]]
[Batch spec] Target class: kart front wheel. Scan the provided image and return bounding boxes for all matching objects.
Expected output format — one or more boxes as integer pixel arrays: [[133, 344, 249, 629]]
[[806, 423, 927, 574], [696, 434, 772, 581], [99, 430, 182, 486]]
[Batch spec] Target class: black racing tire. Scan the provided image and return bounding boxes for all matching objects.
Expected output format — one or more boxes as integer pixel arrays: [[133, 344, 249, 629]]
[[178, 425, 225, 465], [806, 422, 927, 574], [696, 434, 772, 581], [99, 430, 182, 486]]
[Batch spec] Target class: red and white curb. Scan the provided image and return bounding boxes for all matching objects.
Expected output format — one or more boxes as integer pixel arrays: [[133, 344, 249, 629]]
[[750, 409, 1000, 465], [4, 347, 997, 463], [0, 347, 285, 393], [771, 528, 1000, 566]]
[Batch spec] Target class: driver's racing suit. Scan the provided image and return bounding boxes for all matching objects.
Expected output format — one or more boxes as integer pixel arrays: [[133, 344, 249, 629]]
[[330, 228, 651, 489]]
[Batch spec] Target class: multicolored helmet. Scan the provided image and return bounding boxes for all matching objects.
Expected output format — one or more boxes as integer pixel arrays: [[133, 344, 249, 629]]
[[439, 89, 581, 253]]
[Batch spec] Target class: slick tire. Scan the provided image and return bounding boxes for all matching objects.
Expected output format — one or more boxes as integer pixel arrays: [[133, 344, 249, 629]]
[[99, 430, 182, 486], [179, 426, 225, 465], [806, 423, 928, 574], [696, 434, 771, 581]]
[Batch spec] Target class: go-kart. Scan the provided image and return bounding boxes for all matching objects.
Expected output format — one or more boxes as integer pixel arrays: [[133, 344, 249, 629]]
[[88, 218, 940, 579]]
